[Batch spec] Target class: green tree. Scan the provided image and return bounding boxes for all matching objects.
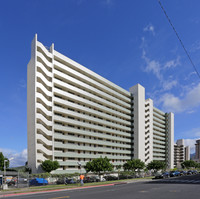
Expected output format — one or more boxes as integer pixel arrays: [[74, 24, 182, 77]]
[[41, 160, 59, 173], [147, 160, 166, 173], [0, 152, 9, 171], [85, 161, 93, 173], [181, 160, 197, 169], [123, 159, 145, 173], [84, 156, 113, 177]]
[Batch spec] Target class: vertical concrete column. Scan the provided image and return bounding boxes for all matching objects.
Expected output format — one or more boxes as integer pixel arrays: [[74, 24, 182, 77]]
[[146, 99, 153, 164], [166, 112, 174, 169], [129, 84, 145, 162], [27, 34, 37, 173], [50, 43, 55, 161]]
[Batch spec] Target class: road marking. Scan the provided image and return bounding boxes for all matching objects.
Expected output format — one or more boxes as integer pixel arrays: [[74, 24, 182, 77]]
[[49, 196, 70, 199], [139, 190, 148, 193]]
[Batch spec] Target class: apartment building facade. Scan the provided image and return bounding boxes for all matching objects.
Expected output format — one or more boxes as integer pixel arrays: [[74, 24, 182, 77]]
[[174, 139, 190, 168], [195, 139, 200, 160], [27, 35, 174, 173]]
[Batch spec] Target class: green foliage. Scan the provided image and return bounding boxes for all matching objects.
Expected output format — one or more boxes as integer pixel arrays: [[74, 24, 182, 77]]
[[116, 165, 122, 170], [195, 163, 200, 169], [41, 160, 60, 173], [84, 156, 113, 176], [123, 159, 145, 172], [170, 168, 178, 171], [0, 152, 9, 171], [50, 172, 79, 179], [147, 160, 166, 173], [181, 160, 197, 169]]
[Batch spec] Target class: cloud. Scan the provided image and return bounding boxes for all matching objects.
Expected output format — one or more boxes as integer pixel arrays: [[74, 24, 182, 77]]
[[142, 47, 179, 91], [190, 40, 200, 52], [162, 80, 178, 91], [142, 49, 163, 81], [184, 139, 198, 154], [164, 56, 180, 69], [159, 83, 200, 113], [0, 148, 27, 167], [184, 71, 196, 80], [143, 24, 155, 36]]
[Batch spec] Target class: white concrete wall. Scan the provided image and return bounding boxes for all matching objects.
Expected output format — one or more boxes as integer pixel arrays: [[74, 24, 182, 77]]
[[166, 112, 174, 169], [27, 34, 37, 173], [145, 98, 153, 164], [176, 139, 184, 146], [129, 84, 145, 162], [185, 146, 190, 161]]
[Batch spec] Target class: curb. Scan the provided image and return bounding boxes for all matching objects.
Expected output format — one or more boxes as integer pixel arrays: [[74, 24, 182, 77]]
[[0, 183, 115, 198]]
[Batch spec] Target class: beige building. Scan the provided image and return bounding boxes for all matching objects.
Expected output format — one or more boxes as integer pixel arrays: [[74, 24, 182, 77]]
[[174, 139, 190, 168], [27, 35, 174, 173], [195, 139, 200, 160]]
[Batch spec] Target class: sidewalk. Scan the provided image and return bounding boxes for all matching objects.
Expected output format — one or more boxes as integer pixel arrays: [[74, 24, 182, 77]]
[[0, 178, 152, 198]]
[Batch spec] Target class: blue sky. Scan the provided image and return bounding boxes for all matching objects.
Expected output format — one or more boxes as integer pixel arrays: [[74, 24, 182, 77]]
[[0, 0, 200, 166]]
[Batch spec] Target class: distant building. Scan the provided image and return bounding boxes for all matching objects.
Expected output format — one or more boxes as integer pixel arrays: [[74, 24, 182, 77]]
[[27, 34, 174, 174], [195, 139, 200, 160], [174, 139, 190, 168]]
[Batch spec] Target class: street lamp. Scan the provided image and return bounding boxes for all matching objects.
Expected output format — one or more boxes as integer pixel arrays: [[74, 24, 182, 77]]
[[4, 157, 14, 184], [4, 160, 8, 184], [77, 162, 82, 175]]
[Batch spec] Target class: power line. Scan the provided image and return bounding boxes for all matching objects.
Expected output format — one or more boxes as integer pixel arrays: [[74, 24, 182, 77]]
[[158, 0, 200, 79]]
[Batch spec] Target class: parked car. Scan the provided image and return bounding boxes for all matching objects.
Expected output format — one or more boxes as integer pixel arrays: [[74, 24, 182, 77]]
[[84, 176, 100, 183], [155, 172, 170, 179], [180, 171, 187, 176], [29, 178, 48, 186], [187, 170, 193, 175], [56, 178, 65, 184], [170, 171, 180, 177], [192, 170, 198, 174], [65, 178, 76, 184], [104, 175, 118, 181]]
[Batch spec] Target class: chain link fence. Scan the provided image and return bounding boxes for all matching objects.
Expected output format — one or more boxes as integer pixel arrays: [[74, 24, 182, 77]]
[[0, 171, 82, 189], [0, 171, 30, 189]]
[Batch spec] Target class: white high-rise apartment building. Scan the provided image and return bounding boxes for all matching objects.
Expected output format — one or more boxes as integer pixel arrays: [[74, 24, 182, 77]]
[[27, 35, 174, 173], [174, 139, 190, 168]]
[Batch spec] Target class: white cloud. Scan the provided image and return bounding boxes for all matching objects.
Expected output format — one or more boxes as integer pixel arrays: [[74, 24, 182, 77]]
[[142, 49, 163, 81], [162, 80, 178, 91], [164, 56, 180, 69], [159, 83, 200, 113], [184, 71, 196, 80], [0, 148, 27, 167], [184, 139, 198, 154], [143, 24, 155, 36], [190, 40, 200, 52], [142, 47, 179, 91]]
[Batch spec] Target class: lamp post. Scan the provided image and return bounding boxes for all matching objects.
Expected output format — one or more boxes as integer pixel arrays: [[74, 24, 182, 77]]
[[77, 162, 82, 175], [4, 160, 8, 184], [4, 157, 14, 185]]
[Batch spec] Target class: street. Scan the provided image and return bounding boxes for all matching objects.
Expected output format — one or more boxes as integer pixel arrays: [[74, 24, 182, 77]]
[[3, 175, 200, 199]]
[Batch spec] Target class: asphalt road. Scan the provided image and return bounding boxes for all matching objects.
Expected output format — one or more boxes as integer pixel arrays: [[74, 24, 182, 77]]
[[152, 173, 200, 184], [4, 177, 200, 199]]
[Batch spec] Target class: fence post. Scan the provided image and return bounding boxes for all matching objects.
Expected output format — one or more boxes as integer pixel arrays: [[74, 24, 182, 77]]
[[27, 173, 29, 187], [17, 171, 19, 188]]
